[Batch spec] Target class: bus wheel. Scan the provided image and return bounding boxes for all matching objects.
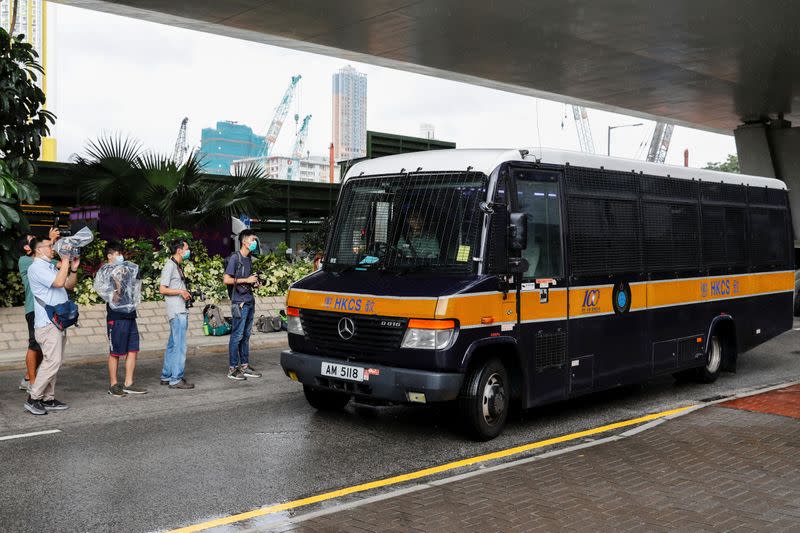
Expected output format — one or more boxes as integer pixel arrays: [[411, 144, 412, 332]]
[[459, 358, 509, 441], [674, 334, 723, 383], [303, 385, 351, 411], [694, 334, 723, 383]]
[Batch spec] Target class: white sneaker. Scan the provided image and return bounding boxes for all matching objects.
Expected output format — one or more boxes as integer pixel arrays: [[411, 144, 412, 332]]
[[19, 378, 30, 392]]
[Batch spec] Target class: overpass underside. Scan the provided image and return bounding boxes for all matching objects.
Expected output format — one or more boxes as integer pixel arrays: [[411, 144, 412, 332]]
[[52, 0, 800, 242]]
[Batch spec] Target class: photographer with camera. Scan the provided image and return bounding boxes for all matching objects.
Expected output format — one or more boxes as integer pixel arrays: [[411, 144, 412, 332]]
[[24, 236, 79, 415], [17, 227, 60, 393], [223, 229, 262, 381], [158, 239, 194, 390]]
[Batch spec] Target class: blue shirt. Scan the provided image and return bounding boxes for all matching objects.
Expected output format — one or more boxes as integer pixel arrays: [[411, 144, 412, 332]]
[[28, 258, 68, 328]]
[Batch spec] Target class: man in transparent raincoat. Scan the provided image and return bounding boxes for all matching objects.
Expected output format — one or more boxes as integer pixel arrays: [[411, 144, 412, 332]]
[[94, 241, 148, 396]]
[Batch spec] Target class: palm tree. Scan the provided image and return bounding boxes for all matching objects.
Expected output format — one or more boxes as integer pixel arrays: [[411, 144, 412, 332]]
[[74, 134, 274, 231]]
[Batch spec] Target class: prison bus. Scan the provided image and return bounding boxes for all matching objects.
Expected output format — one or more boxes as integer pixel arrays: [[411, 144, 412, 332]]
[[280, 148, 796, 439]]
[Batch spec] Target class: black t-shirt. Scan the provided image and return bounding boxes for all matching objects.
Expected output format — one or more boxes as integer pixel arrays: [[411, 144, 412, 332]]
[[225, 252, 255, 304]]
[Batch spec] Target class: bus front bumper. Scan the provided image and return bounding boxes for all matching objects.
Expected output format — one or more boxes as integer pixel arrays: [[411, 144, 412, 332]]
[[280, 350, 464, 403]]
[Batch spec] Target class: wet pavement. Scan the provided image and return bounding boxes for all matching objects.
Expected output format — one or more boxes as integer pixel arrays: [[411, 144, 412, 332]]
[[287, 391, 800, 532], [0, 320, 798, 532]]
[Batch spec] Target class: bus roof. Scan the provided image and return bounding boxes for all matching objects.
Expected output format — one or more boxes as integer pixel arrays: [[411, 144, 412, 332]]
[[345, 148, 787, 190]]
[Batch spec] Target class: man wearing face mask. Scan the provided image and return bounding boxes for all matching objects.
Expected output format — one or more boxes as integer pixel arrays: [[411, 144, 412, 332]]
[[102, 241, 147, 397], [24, 237, 79, 415], [158, 239, 194, 389], [223, 229, 262, 381]]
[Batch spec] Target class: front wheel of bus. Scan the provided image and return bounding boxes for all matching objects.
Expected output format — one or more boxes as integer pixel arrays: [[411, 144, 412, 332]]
[[459, 358, 509, 441], [303, 385, 351, 411]]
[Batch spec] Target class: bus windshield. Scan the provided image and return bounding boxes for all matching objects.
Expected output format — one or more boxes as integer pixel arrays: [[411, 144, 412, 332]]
[[326, 171, 488, 274]]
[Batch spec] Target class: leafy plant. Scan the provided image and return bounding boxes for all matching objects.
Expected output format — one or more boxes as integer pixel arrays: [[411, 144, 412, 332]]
[[704, 154, 739, 173], [0, 27, 55, 269], [74, 135, 276, 231], [0, 230, 312, 307]]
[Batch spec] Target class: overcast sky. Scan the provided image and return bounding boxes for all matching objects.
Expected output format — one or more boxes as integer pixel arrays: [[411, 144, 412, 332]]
[[50, 3, 736, 169]]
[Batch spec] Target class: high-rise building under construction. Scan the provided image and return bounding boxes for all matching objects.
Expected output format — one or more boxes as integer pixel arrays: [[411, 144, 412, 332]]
[[332, 65, 367, 162], [1, 0, 57, 161], [199, 121, 267, 175]]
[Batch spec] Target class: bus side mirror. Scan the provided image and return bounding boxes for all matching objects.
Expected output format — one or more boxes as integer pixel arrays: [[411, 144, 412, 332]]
[[509, 212, 528, 252]]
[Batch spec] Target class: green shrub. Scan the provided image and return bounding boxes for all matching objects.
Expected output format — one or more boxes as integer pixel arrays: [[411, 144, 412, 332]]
[[1, 230, 310, 307]]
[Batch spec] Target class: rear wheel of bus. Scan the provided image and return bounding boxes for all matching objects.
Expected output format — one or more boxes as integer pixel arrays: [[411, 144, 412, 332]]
[[303, 385, 351, 411], [459, 357, 510, 441]]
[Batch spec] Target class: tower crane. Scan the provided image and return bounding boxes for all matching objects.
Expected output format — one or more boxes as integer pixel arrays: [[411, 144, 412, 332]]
[[646, 122, 674, 163], [286, 114, 311, 181], [172, 117, 189, 163], [260, 75, 301, 159], [571, 105, 596, 154]]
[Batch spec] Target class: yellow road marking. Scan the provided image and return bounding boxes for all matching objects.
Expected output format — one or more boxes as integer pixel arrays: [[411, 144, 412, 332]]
[[171, 405, 692, 532]]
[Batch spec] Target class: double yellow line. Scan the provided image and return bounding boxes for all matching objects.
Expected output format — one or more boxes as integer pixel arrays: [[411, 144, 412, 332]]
[[172, 405, 692, 532]]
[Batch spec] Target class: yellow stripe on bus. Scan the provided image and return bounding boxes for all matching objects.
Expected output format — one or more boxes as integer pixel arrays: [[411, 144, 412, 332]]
[[288, 271, 793, 325]]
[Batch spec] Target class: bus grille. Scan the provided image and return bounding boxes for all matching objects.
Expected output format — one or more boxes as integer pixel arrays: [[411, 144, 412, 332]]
[[300, 309, 407, 355]]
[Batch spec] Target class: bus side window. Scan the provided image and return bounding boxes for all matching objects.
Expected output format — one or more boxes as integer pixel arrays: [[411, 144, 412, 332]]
[[516, 179, 564, 278]]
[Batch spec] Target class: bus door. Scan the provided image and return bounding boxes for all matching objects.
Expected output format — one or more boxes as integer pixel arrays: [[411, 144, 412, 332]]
[[510, 166, 570, 406]]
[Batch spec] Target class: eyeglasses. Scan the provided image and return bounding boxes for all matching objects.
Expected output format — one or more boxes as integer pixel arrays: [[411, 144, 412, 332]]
[[36, 244, 53, 249]]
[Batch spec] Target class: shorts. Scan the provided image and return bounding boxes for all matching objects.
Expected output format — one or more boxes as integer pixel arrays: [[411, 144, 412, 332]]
[[25, 311, 40, 351], [107, 319, 140, 357]]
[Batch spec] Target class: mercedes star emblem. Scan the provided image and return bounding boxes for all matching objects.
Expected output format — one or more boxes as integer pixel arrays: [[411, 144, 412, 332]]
[[337, 317, 355, 340]]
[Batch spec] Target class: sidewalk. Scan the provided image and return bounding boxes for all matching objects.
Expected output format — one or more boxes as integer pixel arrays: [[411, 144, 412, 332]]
[[0, 331, 288, 371], [285, 385, 800, 532]]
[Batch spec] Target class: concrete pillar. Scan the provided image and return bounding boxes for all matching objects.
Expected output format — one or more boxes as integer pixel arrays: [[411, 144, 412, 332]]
[[734, 121, 800, 247]]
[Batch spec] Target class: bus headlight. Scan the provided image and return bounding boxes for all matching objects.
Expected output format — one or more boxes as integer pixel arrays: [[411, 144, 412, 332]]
[[287, 307, 304, 335], [401, 319, 457, 350]]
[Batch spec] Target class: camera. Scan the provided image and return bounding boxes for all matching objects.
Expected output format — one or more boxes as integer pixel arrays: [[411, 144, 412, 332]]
[[53, 216, 71, 237], [185, 290, 205, 309]]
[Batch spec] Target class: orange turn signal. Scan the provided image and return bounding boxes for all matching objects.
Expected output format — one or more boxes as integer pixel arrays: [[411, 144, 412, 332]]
[[407, 319, 456, 330], [286, 307, 300, 317], [696, 337, 703, 343], [480, 316, 495, 324]]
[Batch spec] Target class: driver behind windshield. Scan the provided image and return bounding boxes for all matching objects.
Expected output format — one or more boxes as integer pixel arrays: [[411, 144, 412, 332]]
[[398, 209, 440, 260]]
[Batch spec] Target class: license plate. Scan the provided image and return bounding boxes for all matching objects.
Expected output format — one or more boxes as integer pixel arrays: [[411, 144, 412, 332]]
[[321, 361, 364, 382]]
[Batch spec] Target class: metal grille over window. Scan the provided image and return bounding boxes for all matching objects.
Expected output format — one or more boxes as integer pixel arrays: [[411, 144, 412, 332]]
[[565, 166, 641, 276], [326, 171, 488, 274]]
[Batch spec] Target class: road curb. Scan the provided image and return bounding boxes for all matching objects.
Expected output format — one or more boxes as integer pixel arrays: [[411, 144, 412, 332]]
[[267, 379, 800, 530]]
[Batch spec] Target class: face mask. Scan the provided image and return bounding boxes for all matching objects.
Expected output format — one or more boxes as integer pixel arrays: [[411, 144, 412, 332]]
[[114, 255, 124, 264], [182, 250, 191, 260], [248, 242, 258, 252]]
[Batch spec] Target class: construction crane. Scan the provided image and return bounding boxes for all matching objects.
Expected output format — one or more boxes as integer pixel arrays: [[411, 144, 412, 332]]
[[571, 105, 596, 154], [172, 117, 189, 163], [646, 122, 674, 163], [261, 75, 301, 159], [286, 114, 311, 181]]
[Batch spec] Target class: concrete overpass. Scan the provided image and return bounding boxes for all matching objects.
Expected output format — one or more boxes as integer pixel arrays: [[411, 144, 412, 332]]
[[53, 0, 800, 239]]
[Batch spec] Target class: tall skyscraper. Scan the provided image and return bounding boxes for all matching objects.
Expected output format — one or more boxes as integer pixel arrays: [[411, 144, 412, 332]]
[[1, 0, 57, 161], [332, 65, 367, 162], [198, 121, 267, 175]]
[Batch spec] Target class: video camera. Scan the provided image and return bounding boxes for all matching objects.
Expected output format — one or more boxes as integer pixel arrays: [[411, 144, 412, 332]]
[[53, 226, 93, 259], [53, 216, 71, 237]]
